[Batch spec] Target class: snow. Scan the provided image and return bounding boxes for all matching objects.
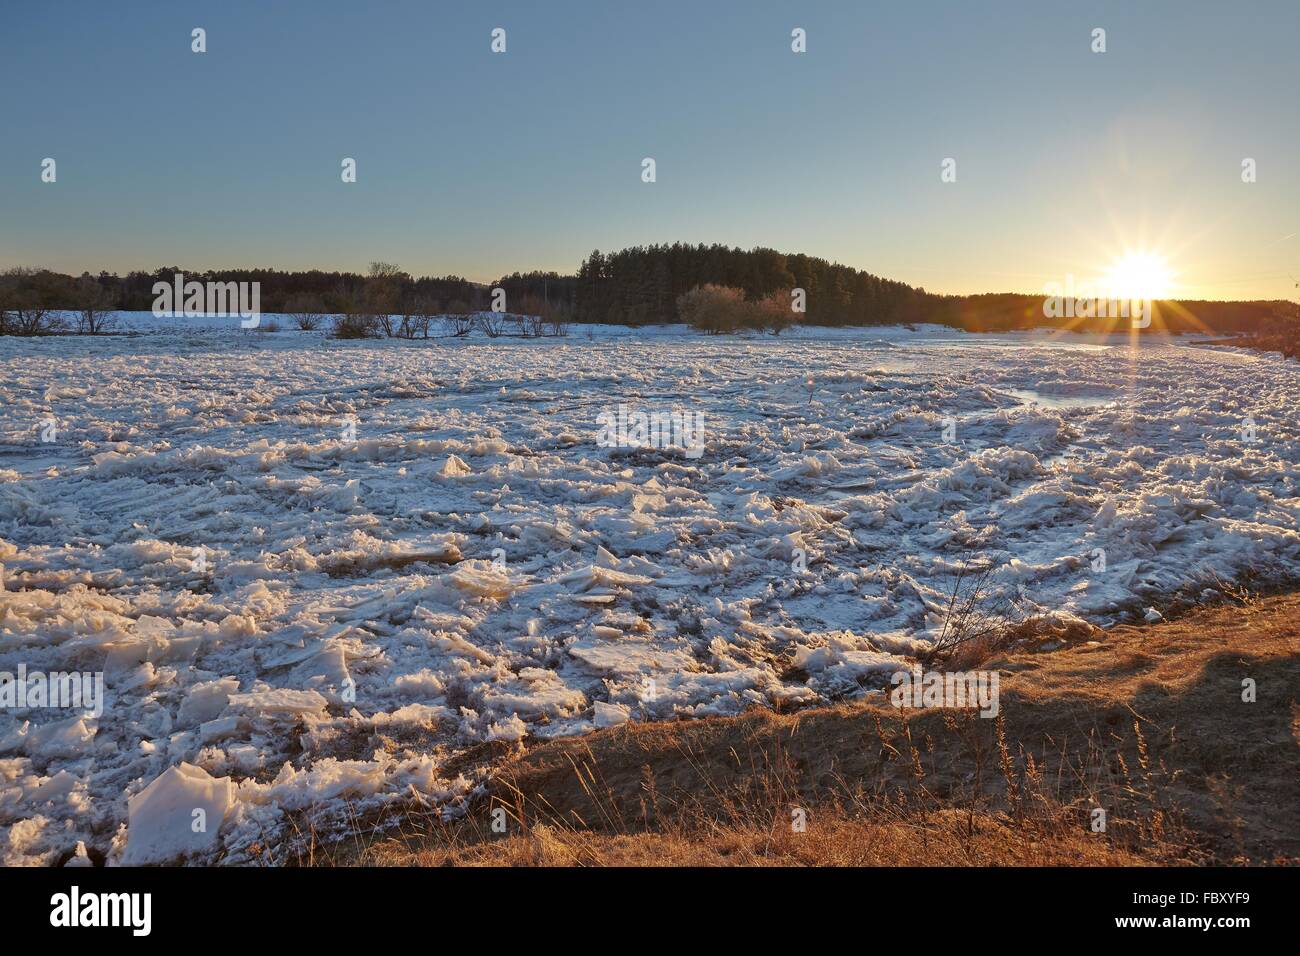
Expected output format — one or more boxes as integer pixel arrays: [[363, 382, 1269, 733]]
[[1, 319, 1297, 864]]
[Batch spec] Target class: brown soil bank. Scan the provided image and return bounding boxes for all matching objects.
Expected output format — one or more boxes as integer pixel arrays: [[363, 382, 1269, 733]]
[[343, 593, 1299, 866]]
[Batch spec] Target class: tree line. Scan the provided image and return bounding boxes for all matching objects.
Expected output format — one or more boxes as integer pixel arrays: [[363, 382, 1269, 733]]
[[1, 249, 1292, 336], [0, 264, 574, 337]]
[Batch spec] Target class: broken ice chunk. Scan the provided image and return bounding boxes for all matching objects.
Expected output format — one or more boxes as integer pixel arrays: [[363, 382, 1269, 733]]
[[1, 716, 97, 758], [120, 763, 233, 865], [593, 701, 630, 728], [226, 688, 329, 717], [198, 715, 248, 744], [567, 639, 694, 676], [292, 644, 351, 686], [447, 564, 514, 599], [30, 770, 80, 803], [64, 841, 93, 867], [770, 452, 842, 481], [485, 714, 527, 742], [436, 454, 471, 478], [558, 565, 653, 592], [177, 677, 240, 727]]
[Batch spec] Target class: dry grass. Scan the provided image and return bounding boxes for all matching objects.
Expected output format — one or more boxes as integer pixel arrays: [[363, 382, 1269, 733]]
[[309, 591, 1299, 867], [359, 809, 1149, 867]]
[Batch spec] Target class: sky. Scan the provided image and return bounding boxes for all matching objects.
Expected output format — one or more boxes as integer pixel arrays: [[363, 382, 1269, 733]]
[[2, 0, 1297, 300]]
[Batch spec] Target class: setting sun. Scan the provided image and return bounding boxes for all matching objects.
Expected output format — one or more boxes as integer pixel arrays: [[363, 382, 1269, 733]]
[[1102, 251, 1176, 301]]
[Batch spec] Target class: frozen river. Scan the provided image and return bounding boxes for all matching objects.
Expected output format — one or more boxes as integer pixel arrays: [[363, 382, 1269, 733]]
[[1, 321, 1296, 863]]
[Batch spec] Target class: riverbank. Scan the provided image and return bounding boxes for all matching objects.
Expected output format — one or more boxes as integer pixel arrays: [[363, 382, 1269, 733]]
[[334, 591, 1299, 866]]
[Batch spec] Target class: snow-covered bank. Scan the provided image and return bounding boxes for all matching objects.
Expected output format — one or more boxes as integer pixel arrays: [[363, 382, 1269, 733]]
[[1, 328, 1296, 864]]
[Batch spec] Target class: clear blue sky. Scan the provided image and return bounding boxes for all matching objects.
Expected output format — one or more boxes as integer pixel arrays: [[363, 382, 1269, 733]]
[[2, 0, 1296, 298]]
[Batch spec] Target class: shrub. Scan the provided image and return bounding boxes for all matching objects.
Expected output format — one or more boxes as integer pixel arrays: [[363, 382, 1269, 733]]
[[1239, 313, 1300, 360], [756, 291, 797, 335], [332, 312, 374, 339], [443, 308, 474, 337], [477, 312, 505, 337], [676, 284, 748, 334], [284, 294, 326, 331], [676, 285, 796, 335]]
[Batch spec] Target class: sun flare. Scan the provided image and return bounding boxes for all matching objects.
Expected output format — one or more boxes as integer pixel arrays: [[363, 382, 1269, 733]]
[[1102, 251, 1176, 301]]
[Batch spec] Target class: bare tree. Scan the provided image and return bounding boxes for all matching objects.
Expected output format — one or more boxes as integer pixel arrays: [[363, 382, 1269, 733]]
[[364, 262, 406, 338], [511, 313, 545, 337], [507, 293, 571, 338], [541, 300, 571, 337], [513, 294, 548, 337], [544, 309, 570, 338], [477, 311, 505, 338], [393, 292, 437, 339], [0, 273, 12, 336], [72, 275, 118, 335], [2, 267, 65, 335], [443, 299, 473, 336], [406, 296, 439, 339]]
